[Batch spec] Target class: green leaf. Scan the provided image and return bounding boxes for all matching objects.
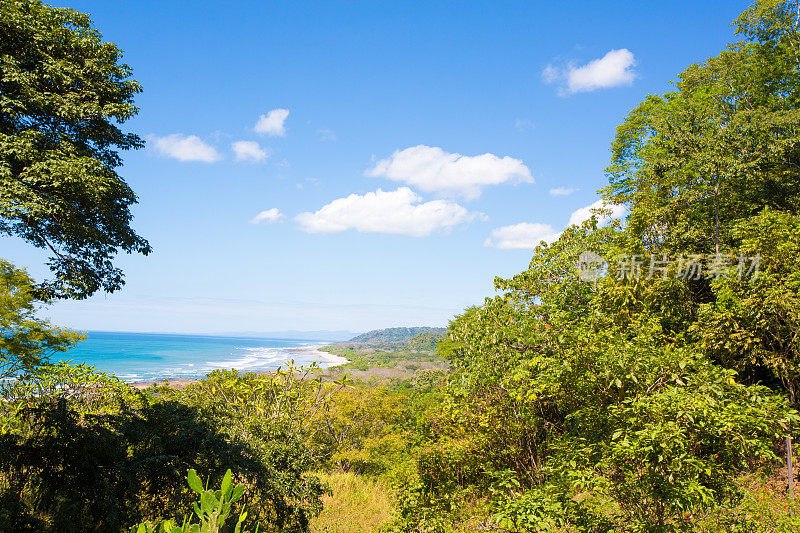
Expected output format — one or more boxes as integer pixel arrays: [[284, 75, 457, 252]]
[[200, 491, 219, 512], [187, 469, 203, 494], [220, 469, 233, 497], [231, 484, 245, 503]]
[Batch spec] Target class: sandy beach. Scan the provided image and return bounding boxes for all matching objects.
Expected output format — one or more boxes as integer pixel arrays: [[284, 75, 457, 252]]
[[129, 345, 350, 390]]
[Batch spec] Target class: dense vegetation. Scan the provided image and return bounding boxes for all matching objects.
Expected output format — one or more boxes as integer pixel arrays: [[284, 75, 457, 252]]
[[377, 2, 800, 530], [345, 328, 447, 348], [320, 328, 448, 372], [4, 0, 800, 532]]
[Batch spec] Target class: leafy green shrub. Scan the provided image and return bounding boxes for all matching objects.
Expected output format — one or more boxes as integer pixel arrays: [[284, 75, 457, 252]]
[[490, 478, 570, 533], [168, 366, 336, 527], [391, 219, 796, 532], [416, 438, 485, 492], [130, 469, 258, 533], [0, 363, 324, 532], [384, 474, 462, 533]]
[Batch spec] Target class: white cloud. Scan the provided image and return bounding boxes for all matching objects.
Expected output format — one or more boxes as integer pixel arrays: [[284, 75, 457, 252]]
[[255, 109, 290, 136], [232, 141, 268, 162], [485, 199, 626, 250], [549, 187, 578, 196], [484, 222, 560, 249], [250, 208, 284, 224], [150, 134, 220, 162], [295, 187, 485, 237], [542, 64, 559, 84], [365, 145, 532, 200], [543, 49, 636, 95], [568, 49, 636, 93], [568, 199, 627, 226]]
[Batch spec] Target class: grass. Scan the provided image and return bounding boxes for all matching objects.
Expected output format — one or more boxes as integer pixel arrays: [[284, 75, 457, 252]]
[[309, 471, 395, 533]]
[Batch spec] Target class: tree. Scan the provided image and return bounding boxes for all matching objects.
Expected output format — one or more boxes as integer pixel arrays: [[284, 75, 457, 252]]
[[0, 0, 150, 299], [604, 0, 800, 257], [428, 223, 792, 531], [694, 210, 800, 407], [0, 259, 81, 380]]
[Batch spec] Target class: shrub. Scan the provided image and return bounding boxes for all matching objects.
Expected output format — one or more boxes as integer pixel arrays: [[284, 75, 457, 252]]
[[0, 363, 324, 532], [130, 469, 258, 533]]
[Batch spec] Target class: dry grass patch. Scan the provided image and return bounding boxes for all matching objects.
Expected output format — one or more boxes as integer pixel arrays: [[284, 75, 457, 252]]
[[309, 471, 394, 533]]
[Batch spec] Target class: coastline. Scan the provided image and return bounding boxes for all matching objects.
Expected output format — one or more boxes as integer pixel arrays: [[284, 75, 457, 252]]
[[129, 344, 350, 390], [305, 345, 349, 367]]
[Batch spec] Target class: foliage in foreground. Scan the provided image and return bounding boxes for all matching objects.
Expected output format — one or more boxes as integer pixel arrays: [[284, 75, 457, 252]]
[[130, 469, 258, 533], [386, 227, 798, 532], [0, 363, 325, 532], [695, 476, 800, 533]]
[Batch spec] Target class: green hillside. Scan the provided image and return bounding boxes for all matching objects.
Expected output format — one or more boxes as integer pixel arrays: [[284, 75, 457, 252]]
[[319, 327, 448, 373], [346, 327, 446, 346]]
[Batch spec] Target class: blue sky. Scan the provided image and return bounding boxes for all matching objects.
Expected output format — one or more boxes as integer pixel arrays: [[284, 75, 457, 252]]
[[2, 0, 748, 334]]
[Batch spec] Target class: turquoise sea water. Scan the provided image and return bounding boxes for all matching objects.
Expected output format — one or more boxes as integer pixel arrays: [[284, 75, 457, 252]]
[[57, 331, 347, 382]]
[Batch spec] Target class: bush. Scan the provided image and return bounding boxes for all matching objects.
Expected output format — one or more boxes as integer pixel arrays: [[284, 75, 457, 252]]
[[0, 363, 324, 532], [696, 475, 800, 532], [130, 469, 258, 533]]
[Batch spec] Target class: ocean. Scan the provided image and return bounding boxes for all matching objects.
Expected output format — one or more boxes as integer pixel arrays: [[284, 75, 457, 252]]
[[55, 331, 348, 382]]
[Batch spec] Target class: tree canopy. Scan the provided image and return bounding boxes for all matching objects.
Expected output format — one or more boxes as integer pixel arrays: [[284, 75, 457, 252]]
[[0, 0, 150, 299], [0, 259, 81, 380], [603, 0, 800, 256]]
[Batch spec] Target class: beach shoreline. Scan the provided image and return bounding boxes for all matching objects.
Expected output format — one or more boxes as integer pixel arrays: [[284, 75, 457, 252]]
[[128, 345, 350, 390]]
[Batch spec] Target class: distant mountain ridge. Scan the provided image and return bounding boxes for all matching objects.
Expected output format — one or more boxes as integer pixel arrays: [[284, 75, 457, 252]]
[[346, 327, 447, 346]]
